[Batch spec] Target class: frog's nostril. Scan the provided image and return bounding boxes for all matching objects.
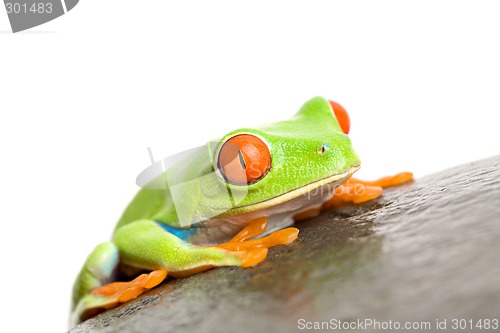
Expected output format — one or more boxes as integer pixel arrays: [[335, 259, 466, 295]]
[[316, 143, 329, 155]]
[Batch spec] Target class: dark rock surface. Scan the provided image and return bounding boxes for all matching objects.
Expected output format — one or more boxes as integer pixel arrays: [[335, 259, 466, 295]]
[[69, 156, 500, 333]]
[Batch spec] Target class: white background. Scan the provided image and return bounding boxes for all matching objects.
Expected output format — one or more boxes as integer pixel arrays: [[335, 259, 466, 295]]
[[1, 1, 499, 332]]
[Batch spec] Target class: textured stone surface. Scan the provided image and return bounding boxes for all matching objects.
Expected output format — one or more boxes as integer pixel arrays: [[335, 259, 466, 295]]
[[69, 156, 500, 333]]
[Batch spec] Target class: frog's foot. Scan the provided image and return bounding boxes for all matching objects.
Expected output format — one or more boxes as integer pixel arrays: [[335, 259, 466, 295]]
[[293, 207, 322, 221], [214, 217, 299, 252], [323, 172, 413, 207], [91, 268, 167, 301], [324, 183, 383, 207], [217, 228, 299, 252], [87, 269, 167, 312], [73, 268, 168, 323], [349, 171, 413, 188]]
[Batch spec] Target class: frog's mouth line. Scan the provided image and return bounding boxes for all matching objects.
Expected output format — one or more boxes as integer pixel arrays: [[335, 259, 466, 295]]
[[228, 164, 361, 213]]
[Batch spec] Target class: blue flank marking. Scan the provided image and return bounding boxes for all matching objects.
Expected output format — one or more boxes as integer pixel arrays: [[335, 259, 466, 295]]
[[155, 222, 195, 241]]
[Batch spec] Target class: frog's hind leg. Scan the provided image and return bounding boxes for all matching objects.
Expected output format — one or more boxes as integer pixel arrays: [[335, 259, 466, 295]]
[[111, 219, 271, 277], [214, 217, 299, 251], [323, 171, 413, 208], [71, 242, 118, 324], [71, 242, 168, 325]]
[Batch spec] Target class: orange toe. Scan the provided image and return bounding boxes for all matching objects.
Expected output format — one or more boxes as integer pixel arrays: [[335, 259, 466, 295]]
[[352, 185, 383, 203], [266, 228, 299, 246], [117, 286, 144, 302], [230, 217, 268, 242], [144, 269, 168, 288], [389, 172, 414, 186], [240, 248, 268, 268], [91, 282, 128, 297]]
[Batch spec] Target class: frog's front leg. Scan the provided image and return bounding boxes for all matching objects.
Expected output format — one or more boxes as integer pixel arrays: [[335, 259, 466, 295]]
[[72, 219, 268, 325], [323, 171, 413, 208], [113, 219, 268, 275]]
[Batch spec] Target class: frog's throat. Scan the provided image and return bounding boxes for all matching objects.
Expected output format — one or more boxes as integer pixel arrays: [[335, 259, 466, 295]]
[[227, 165, 361, 214]]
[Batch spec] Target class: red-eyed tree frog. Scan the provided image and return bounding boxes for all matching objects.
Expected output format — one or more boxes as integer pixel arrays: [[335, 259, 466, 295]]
[[71, 96, 412, 325]]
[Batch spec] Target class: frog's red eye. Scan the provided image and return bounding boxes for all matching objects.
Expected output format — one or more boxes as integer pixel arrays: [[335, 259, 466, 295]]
[[217, 134, 271, 185], [328, 100, 350, 134]]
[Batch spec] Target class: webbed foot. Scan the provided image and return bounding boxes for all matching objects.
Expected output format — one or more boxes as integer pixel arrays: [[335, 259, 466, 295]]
[[214, 217, 299, 253], [90, 268, 168, 303], [323, 171, 413, 207], [72, 268, 168, 324]]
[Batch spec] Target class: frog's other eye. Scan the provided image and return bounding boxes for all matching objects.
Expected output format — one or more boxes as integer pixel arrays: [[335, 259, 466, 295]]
[[328, 100, 351, 134], [217, 134, 271, 185]]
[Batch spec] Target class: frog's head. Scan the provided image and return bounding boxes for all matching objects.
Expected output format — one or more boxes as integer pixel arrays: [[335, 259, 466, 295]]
[[213, 96, 361, 212]]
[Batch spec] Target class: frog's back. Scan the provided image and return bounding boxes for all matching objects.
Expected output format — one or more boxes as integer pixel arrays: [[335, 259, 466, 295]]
[[114, 186, 179, 232]]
